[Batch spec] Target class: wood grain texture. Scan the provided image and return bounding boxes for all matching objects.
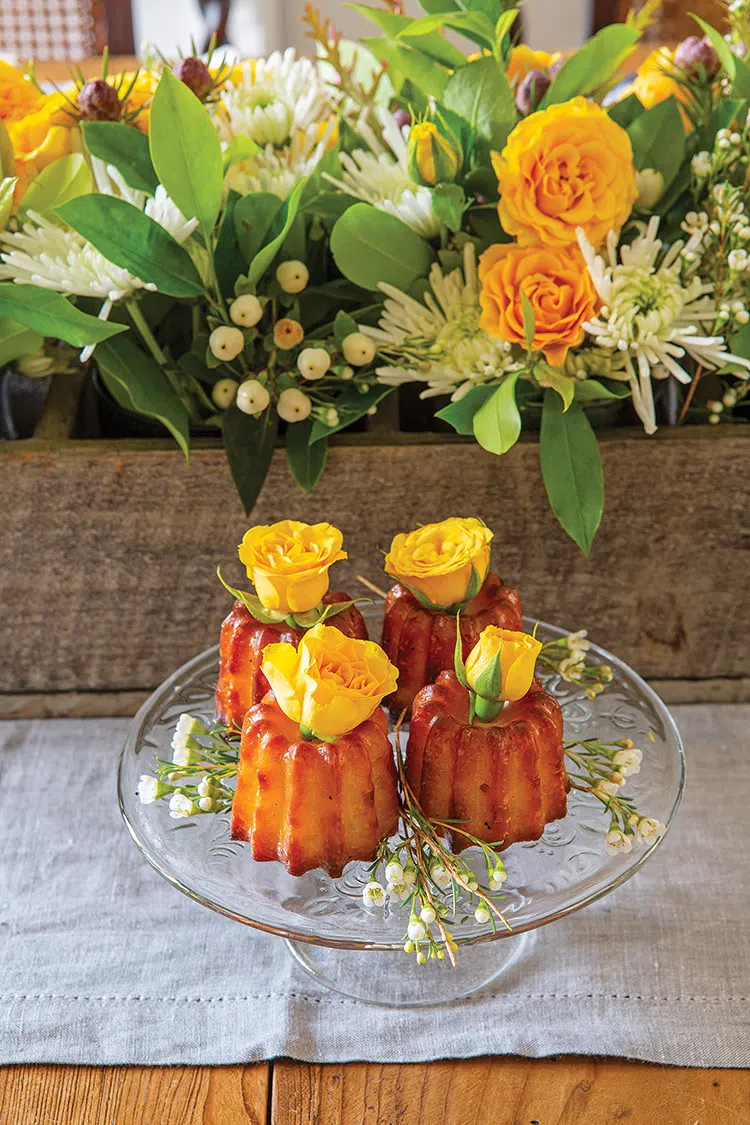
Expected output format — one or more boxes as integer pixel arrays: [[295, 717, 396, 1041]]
[[1, 427, 748, 694], [0, 1064, 269, 1125], [271, 1058, 750, 1125]]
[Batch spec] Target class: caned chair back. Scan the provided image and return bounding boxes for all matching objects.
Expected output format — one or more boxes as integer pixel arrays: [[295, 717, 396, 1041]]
[[0, 0, 136, 60]]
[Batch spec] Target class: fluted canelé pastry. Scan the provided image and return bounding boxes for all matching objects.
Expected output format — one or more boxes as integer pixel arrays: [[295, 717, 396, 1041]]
[[382, 573, 522, 714], [406, 671, 568, 850], [214, 593, 367, 727], [231, 701, 399, 877]]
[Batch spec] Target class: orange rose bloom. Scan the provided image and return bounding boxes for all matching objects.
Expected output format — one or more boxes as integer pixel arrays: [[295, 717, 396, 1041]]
[[8, 92, 78, 199], [493, 96, 638, 249], [506, 45, 561, 85], [0, 61, 44, 125], [478, 242, 599, 366], [631, 47, 691, 130]]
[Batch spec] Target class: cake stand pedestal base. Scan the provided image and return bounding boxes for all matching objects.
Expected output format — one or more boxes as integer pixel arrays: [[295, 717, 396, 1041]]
[[285, 931, 534, 1007]]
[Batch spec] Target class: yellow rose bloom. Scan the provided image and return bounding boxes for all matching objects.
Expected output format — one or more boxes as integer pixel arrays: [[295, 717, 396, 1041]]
[[506, 45, 561, 86], [478, 241, 600, 365], [8, 92, 78, 199], [465, 626, 542, 704], [238, 520, 347, 614], [262, 623, 398, 741], [384, 517, 493, 608], [0, 61, 44, 126], [631, 48, 691, 130], [493, 96, 638, 249]]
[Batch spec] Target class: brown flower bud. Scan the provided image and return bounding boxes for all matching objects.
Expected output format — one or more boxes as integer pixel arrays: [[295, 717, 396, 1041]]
[[172, 57, 213, 100], [515, 69, 552, 116], [78, 79, 122, 122], [674, 36, 721, 80]]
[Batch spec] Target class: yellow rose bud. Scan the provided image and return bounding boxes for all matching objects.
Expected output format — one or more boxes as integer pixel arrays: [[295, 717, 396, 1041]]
[[407, 121, 460, 187], [238, 519, 347, 614], [465, 626, 542, 706], [261, 623, 399, 741], [384, 517, 493, 609]]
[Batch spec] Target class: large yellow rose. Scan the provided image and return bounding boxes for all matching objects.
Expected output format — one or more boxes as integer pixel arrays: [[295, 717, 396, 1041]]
[[238, 520, 347, 614], [8, 92, 78, 199], [262, 623, 398, 741], [384, 517, 493, 608], [478, 241, 599, 365], [493, 97, 638, 249], [465, 626, 542, 704], [0, 62, 44, 126], [506, 45, 561, 86]]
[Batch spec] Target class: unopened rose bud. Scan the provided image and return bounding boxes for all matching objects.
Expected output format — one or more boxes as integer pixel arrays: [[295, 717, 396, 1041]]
[[78, 79, 122, 121], [172, 56, 213, 99], [515, 69, 552, 116], [674, 35, 721, 80], [407, 120, 461, 186]]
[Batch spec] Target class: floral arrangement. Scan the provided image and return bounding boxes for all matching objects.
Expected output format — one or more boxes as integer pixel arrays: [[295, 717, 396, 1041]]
[[2, 2, 750, 549], [137, 514, 666, 967]]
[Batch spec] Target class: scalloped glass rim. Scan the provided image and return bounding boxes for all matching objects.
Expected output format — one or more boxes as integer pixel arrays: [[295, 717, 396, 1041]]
[[118, 610, 685, 952]]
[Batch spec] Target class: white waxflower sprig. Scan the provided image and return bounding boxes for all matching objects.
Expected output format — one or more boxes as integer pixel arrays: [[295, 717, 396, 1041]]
[[538, 631, 613, 699], [136, 712, 241, 817], [565, 737, 665, 854]]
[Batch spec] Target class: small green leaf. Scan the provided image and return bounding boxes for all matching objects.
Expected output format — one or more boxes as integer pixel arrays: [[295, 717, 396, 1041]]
[[435, 384, 496, 434], [431, 183, 467, 233], [81, 121, 158, 194], [222, 134, 261, 171], [535, 362, 574, 411], [574, 378, 632, 402], [57, 195, 204, 298], [472, 371, 521, 455], [443, 55, 517, 151], [149, 66, 223, 232], [309, 384, 393, 443], [627, 97, 685, 188], [473, 648, 503, 700], [395, 10, 495, 51], [0, 177, 16, 230], [330, 203, 434, 292], [521, 292, 535, 353], [0, 284, 128, 346], [359, 35, 451, 99], [222, 403, 278, 514], [216, 566, 287, 623], [539, 390, 603, 555], [333, 310, 358, 343], [541, 25, 641, 106], [285, 418, 328, 492], [96, 334, 190, 458], [607, 93, 644, 130], [454, 612, 469, 688], [0, 316, 42, 365], [20, 153, 93, 216], [234, 192, 283, 265], [247, 177, 307, 286]]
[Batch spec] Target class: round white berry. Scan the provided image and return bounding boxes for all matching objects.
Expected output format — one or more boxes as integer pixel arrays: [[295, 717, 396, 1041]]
[[236, 379, 270, 415], [297, 347, 331, 381], [230, 294, 263, 327], [342, 331, 376, 366], [209, 325, 245, 362], [211, 378, 239, 410], [276, 260, 309, 294], [277, 387, 311, 423]]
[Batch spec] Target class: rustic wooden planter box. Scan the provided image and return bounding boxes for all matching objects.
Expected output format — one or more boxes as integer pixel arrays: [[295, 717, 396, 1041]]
[[1, 377, 748, 715]]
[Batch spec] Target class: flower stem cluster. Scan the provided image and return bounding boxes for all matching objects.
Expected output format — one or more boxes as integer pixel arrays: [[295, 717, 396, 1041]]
[[538, 631, 613, 699], [136, 713, 240, 817]]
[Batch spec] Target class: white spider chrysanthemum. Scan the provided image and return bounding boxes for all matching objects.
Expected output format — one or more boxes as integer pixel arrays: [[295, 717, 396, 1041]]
[[578, 216, 750, 433], [225, 131, 329, 199], [217, 49, 332, 148], [323, 113, 440, 239], [362, 242, 521, 400]]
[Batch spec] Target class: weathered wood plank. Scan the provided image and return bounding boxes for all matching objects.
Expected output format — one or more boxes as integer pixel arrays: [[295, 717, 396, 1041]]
[[271, 1058, 750, 1125], [1, 427, 748, 693], [0, 1064, 270, 1125]]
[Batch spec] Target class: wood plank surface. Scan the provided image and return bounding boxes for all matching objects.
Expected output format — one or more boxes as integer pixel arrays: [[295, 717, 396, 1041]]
[[0, 1064, 269, 1125], [271, 1058, 750, 1125]]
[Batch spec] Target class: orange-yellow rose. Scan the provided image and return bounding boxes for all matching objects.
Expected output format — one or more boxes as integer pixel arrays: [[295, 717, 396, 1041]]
[[238, 520, 347, 614], [0, 61, 44, 126], [262, 623, 398, 740], [8, 92, 78, 199], [478, 241, 599, 365], [384, 517, 493, 608], [506, 45, 561, 85], [630, 47, 691, 130], [493, 96, 638, 249], [465, 626, 542, 703]]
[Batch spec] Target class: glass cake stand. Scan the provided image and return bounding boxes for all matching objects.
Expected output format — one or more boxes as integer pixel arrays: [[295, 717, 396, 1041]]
[[118, 607, 685, 1007]]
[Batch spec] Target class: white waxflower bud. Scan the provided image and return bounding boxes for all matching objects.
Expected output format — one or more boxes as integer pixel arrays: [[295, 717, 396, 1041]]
[[277, 387, 311, 423], [276, 259, 309, 293], [342, 331, 376, 366], [429, 863, 451, 890], [604, 829, 633, 855], [474, 905, 491, 924], [635, 168, 664, 210], [297, 347, 331, 381], [137, 775, 161, 804], [212, 378, 239, 409], [236, 379, 270, 415], [420, 906, 436, 924], [407, 920, 426, 942], [169, 792, 196, 819], [385, 861, 404, 884], [209, 325, 245, 361], [416, 951, 427, 965], [230, 294, 263, 327], [362, 880, 385, 905], [637, 817, 666, 842]]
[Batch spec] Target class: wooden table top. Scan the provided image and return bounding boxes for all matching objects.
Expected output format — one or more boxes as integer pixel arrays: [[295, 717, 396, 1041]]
[[2, 1057, 748, 1123]]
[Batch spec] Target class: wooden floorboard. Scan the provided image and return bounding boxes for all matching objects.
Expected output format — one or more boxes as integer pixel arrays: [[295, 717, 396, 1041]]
[[0, 1064, 270, 1125], [270, 1058, 750, 1125]]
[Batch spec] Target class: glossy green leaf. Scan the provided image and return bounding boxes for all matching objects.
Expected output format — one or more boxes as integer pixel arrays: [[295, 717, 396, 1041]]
[[360, 36, 450, 99], [574, 378, 632, 402], [627, 97, 685, 187], [536, 362, 574, 411], [81, 122, 158, 194], [0, 316, 43, 365], [330, 203, 434, 292], [149, 66, 223, 231], [395, 10, 495, 51], [96, 334, 190, 458], [20, 154, 93, 216], [607, 92, 644, 130], [0, 284, 128, 346], [435, 384, 495, 434], [309, 384, 394, 444], [472, 371, 521, 454], [347, 5, 467, 68], [286, 417, 328, 492], [233, 192, 283, 266], [222, 134, 261, 170], [443, 56, 517, 151], [247, 178, 307, 285], [57, 195, 204, 298], [539, 391, 603, 555], [431, 183, 467, 233], [541, 25, 641, 106], [223, 403, 278, 514]]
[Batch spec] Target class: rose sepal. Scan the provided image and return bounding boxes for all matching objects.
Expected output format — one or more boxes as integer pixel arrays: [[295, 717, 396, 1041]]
[[217, 567, 288, 624], [218, 567, 369, 629], [470, 650, 505, 724]]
